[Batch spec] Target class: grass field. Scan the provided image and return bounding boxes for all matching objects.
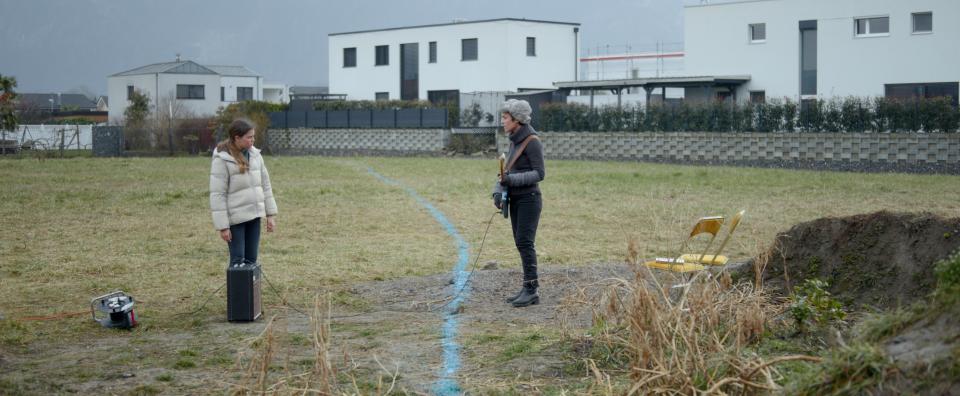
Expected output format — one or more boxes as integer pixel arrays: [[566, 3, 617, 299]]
[[1, 155, 958, 393]]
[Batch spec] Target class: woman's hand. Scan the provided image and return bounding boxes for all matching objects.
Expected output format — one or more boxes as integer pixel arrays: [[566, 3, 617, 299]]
[[266, 216, 276, 232], [219, 229, 232, 242]]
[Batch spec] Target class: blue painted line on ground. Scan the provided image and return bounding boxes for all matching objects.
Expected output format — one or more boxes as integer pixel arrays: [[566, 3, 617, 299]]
[[366, 167, 470, 395]]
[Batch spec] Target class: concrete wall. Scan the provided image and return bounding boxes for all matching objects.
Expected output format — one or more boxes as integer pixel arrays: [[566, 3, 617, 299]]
[[328, 19, 579, 100], [268, 128, 450, 155], [497, 131, 960, 167], [684, 0, 960, 101], [263, 126, 960, 173]]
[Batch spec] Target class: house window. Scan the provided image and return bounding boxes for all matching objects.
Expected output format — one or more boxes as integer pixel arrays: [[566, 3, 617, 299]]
[[750, 91, 766, 103], [885, 82, 959, 107], [461, 38, 478, 61], [749, 23, 766, 42], [855, 16, 889, 37], [220, 87, 225, 101], [176, 84, 204, 99], [343, 47, 356, 67], [912, 12, 933, 34], [429, 41, 437, 63], [526, 37, 536, 56], [375, 45, 389, 66], [127, 85, 134, 100], [237, 87, 253, 101], [375, 92, 389, 101]]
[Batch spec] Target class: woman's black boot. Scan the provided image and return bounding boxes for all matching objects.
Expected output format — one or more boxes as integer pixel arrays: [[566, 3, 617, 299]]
[[505, 286, 525, 303], [511, 281, 539, 307]]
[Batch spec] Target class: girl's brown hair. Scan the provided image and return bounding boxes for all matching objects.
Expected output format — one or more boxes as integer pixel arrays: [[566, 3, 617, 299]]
[[216, 118, 255, 173]]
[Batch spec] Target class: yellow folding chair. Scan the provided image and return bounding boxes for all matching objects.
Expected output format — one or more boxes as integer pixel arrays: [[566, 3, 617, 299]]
[[679, 210, 745, 266], [643, 215, 725, 273]]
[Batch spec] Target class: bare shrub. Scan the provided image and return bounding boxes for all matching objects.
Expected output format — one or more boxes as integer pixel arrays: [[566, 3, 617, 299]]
[[566, 265, 821, 394]]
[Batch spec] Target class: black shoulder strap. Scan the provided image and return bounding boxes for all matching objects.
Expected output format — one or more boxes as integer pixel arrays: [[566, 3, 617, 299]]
[[506, 135, 539, 171]]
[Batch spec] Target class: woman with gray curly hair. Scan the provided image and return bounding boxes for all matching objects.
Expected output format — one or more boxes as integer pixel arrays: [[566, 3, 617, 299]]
[[493, 99, 545, 307]]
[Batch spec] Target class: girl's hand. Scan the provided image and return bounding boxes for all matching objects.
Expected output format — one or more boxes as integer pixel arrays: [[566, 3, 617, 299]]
[[220, 229, 232, 242], [266, 216, 276, 233]]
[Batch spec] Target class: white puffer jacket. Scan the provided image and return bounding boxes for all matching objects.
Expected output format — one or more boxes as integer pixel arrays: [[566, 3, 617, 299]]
[[209, 146, 278, 230]]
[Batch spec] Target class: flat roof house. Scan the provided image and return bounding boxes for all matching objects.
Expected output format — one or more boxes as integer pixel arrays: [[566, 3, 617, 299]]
[[683, 0, 959, 104], [328, 18, 580, 104]]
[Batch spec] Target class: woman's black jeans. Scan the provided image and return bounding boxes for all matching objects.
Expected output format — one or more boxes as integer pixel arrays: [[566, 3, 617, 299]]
[[509, 192, 542, 289], [228, 218, 261, 266]]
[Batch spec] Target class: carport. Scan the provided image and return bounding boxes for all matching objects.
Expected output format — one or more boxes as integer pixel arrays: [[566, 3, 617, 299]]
[[554, 75, 751, 108]]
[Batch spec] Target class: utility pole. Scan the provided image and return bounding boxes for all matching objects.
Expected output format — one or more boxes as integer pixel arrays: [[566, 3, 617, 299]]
[[168, 101, 174, 155]]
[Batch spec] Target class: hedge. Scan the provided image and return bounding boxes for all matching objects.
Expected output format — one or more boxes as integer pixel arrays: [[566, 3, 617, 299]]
[[539, 96, 959, 133]]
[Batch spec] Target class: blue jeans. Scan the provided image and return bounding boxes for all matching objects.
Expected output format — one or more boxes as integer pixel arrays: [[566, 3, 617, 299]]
[[509, 192, 542, 288], [228, 218, 261, 266]]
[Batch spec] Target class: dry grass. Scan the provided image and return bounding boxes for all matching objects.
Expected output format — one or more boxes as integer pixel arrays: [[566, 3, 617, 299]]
[[228, 294, 399, 395], [1, 156, 958, 393], [562, 256, 824, 394]]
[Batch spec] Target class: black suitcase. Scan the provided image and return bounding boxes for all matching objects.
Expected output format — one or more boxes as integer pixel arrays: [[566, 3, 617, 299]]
[[227, 262, 262, 322]]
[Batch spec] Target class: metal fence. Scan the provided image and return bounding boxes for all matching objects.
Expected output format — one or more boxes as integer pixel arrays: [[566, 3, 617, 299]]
[[92, 126, 124, 157], [268, 108, 447, 129]]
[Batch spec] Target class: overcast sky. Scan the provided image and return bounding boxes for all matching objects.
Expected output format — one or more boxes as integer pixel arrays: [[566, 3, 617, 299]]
[[0, 0, 716, 97]]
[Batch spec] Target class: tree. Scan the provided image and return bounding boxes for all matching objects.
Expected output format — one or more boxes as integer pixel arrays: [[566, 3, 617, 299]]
[[153, 92, 195, 153], [123, 90, 151, 149], [0, 73, 18, 133], [214, 101, 284, 152]]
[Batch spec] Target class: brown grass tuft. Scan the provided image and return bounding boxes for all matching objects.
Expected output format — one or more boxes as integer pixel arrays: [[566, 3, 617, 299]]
[[568, 262, 820, 395]]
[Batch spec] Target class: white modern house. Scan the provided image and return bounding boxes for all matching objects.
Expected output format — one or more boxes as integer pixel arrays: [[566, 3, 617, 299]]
[[328, 18, 580, 103], [683, 0, 960, 104], [262, 83, 289, 104], [107, 60, 286, 123]]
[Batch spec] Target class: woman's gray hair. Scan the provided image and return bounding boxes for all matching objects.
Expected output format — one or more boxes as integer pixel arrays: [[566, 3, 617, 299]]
[[500, 99, 532, 124]]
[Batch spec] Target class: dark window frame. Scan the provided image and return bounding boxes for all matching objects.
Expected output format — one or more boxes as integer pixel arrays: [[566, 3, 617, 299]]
[[749, 23, 766, 43], [220, 87, 225, 101], [375, 92, 389, 101], [428, 41, 437, 63], [461, 38, 478, 61], [912, 12, 933, 34], [237, 86, 253, 101], [176, 84, 205, 100], [800, 20, 817, 96], [343, 47, 357, 68], [127, 85, 134, 100], [375, 45, 389, 66], [750, 91, 766, 103], [885, 82, 959, 107], [855, 16, 890, 37], [526, 37, 536, 56]]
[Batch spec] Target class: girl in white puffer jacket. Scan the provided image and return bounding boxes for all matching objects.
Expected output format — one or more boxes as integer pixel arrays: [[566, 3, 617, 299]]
[[209, 118, 278, 266]]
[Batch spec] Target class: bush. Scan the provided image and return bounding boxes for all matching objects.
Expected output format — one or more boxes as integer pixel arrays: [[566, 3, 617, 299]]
[[538, 96, 957, 133], [214, 101, 284, 151], [789, 279, 846, 333], [934, 249, 960, 302]]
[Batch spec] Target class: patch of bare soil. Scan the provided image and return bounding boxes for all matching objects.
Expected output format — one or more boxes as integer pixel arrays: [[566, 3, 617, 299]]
[[346, 263, 633, 391], [882, 302, 960, 395], [0, 264, 635, 394], [727, 211, 960, 395], [738, 211, 960, 309]]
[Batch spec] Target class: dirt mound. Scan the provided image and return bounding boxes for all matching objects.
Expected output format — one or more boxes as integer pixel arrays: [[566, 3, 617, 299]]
[[742, 211, 960, 309]]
